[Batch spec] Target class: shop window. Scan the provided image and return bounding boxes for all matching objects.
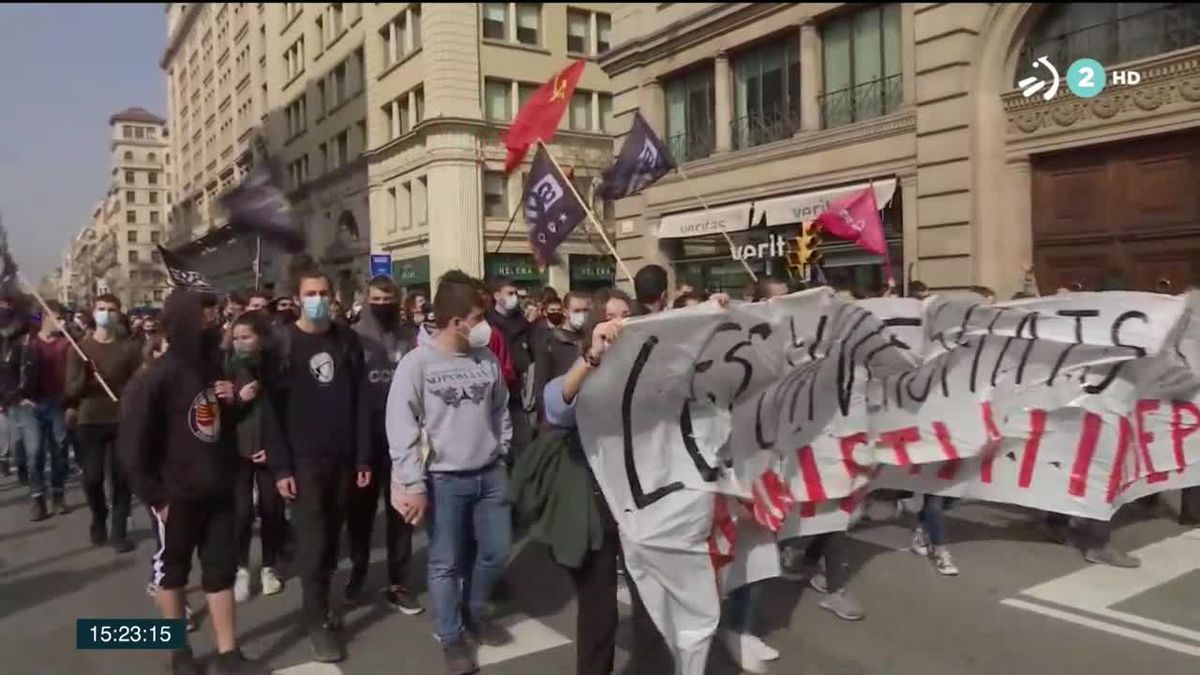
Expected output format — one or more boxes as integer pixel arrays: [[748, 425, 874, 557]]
[[733, 34, 801, 149], [820, 4, 902, 127], [1017, 4, 1200, 85], [665, 67, 716, 162]]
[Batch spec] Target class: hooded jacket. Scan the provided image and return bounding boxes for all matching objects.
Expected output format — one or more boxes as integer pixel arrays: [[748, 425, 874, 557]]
[[118, 290, 239, 508], [0, 320, 36, 406], [486, 306, 533, 379], [532, 325, 582, 425], [352, 304, 417, 413]]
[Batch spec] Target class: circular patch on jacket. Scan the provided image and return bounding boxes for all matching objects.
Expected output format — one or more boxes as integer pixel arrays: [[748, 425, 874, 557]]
[[189, 389, 221, 443], [309, 351, 335, 384]]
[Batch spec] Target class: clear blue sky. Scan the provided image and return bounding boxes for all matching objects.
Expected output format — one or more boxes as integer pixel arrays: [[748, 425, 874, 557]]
[[0, 3, 166, 285]]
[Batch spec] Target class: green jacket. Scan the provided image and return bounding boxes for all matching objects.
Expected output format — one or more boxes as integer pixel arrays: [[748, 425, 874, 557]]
[[225, 353, 265, 460], [509, 428, 607, 569]]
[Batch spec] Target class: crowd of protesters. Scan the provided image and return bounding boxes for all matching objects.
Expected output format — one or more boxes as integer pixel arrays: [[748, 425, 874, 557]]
[[1, 260, 1197, 675]]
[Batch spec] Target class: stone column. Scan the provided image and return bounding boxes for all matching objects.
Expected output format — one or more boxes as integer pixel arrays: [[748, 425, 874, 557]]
[[407, 92, 418, 132], [799, 21, 821, 131], [900, 3, 916, 106], [427, 145, 484, 280], [899, 173, 919, 286], [591, 90, 601, 131], [589, 11, 599, 56], [507, 2, 517, 42], [1006, 156, 1034, 295], [404, 7, 415, 52], [639, 79, 666, 134], [714, 53, 732, 152]]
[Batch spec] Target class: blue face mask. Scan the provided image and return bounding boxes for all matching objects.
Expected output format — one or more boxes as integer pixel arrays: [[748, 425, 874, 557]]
[[93, 309, 116, 329], [301, 296, 331, 322]]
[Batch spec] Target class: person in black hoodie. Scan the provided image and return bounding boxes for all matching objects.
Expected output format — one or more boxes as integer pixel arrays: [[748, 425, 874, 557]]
[[265, 265, 371, 663], [118, 289, 266, 675], [486, 276, 534, 456], [346, 275, 421, 614]]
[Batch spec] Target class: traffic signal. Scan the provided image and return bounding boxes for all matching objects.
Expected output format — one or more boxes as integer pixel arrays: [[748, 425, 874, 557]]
[[786, 223, 821, 277]]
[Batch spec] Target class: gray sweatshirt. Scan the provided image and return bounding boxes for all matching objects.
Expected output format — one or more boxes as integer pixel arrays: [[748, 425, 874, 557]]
[[386, 341, 512, 494]]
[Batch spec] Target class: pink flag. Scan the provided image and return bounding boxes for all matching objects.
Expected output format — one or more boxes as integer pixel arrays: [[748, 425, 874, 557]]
[[813, 186, 893, 281]]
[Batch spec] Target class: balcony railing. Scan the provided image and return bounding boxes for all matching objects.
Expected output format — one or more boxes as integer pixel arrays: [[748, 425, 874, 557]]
[[731, 105, 803, 151], [665, 125, 716, 164], [819, 74, 903, 128]]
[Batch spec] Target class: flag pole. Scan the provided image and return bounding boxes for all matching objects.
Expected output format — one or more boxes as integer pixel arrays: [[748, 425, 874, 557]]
[[537, 139, 636, 284], [253, 236, 263, 290], [673, 164, 758, 283], [16, 271, 119, 402]]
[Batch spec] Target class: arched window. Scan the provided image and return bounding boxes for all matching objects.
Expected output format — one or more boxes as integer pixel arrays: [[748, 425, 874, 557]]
[[124, 151, 133, 160], [337, 210, 360, 241], [1017, 4, 1200, 84]]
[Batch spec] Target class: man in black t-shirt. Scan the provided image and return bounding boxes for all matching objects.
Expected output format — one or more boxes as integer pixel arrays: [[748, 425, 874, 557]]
[[265, 267, 370, 664]]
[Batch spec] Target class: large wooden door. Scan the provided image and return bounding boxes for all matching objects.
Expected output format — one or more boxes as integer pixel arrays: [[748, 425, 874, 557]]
[[1031, 130, 1200, 293]]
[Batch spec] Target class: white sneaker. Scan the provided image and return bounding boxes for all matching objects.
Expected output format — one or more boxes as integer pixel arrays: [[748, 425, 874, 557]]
[[743, 633, 780, 661], [808, 573, 829, 595], [261, 566, 284, 596], [911, 527, 930, 557], [933, 548, 959, 576], [717, 629, 768, 674], [234, 567, 252, 603]]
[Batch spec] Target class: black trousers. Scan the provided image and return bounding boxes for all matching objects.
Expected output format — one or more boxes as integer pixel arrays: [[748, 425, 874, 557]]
[[151, 495, 237, 593], [234, 458, 286, 569], [1046, 512, 1113, 548], [565, 503, 620, 675], [292, 462, 351, 629], [1181, 487, 1200, 522], [802, 532, 851, 592], [75, 423, 130, 536], [345, 460, 414, 586]]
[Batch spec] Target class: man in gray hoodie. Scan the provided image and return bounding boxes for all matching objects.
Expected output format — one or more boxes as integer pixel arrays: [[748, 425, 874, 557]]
[[345, 275, 422, 614], [387, 270, 512, 675]]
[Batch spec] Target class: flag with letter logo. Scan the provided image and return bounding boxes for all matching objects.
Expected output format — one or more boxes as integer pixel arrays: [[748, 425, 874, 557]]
[[502, 60, 586, 174], [598, 111, 675, 201], [158, 245, 217, 293], [523, 145, 587, 263]]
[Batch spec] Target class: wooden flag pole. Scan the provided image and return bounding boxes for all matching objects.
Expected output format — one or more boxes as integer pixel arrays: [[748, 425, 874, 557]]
[[16, 272, 119, 402], [537, 140, 636, 284], [672, 164, 759, 283]]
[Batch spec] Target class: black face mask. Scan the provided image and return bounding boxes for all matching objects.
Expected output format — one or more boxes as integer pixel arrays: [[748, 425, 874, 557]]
[[369, 303, 400, 327], [546, 312, 564, 326]]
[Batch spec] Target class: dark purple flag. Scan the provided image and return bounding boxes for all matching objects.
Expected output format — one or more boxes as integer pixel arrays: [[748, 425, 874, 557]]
[[597, 111, 675, 201], [219, 160, 306, 254], [523, 145, 587, 264], [157, 245, 217, 293]]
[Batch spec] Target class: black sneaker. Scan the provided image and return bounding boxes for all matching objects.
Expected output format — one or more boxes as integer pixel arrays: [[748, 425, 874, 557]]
[[442, 639, 478, 675], [111, 536, 135, 554], [30, 498, 48, 522], [309, 625, 345, 663], [53, 495, 70, 516], [168, 646, 203, 675], [89, 520, 108, 546], [210, 648, 269, 675], [0, 458, 9, 477], [386, 585, 424, 615], [343, 565, 367, 603], [467, 616, 512, 647]]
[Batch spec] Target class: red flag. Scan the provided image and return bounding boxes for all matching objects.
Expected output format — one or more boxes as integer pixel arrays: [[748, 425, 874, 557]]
[[502, 60, 586, 174], [813, 185, 894, 280]]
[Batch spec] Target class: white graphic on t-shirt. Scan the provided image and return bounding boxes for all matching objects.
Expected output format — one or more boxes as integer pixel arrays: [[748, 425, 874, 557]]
[[309, 352, 336, 384], [188, 389, 221, 443]]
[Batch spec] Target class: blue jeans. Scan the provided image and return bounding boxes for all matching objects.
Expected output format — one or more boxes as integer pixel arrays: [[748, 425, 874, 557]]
[[0, 406, 30, 475], [919, 494, 948, 547], [722, 580, 765, 635], [30, 403, 67, 499], [4, 405, 39, 490], [426, 463, 512, 644]]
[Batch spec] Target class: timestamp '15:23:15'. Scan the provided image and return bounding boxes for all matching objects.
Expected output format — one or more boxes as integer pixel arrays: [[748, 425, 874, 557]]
[[76, 619, 187, 650]]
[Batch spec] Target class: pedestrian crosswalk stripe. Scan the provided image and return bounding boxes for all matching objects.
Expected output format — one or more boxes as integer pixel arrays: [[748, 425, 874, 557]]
[[272, 662, 343, 675], [475, 616, 573, 667]]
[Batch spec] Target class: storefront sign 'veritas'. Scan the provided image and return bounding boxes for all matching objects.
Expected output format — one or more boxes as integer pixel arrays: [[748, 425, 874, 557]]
[[730, 234, 789, 261], [655, 179, 897, 239]]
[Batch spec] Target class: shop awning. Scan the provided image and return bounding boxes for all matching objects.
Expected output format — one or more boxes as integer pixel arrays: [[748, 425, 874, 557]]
[[655, 178, 897, 239]]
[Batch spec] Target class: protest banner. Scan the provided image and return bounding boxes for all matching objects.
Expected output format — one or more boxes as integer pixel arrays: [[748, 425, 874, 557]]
[[575, 288, 1200, 674]]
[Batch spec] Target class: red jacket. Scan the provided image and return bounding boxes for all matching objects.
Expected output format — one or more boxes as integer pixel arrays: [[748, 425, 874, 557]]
[[488, 327, 517, 388]]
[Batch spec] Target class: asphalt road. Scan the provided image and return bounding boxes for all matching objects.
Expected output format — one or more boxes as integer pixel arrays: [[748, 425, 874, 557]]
[[0, 473, 1197, 675]]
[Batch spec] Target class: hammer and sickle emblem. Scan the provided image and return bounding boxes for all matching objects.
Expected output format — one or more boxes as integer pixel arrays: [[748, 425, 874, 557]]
[[550, 75, 568, 102]]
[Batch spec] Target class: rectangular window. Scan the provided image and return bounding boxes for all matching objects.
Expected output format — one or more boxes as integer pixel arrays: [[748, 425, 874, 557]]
[[414, 86, 425, 124], [384, 13, 406, 66], [125, 170, 135, 184], [567, 9, 590, 54], [123, 125, 133, 138], [152, 248, 162, 263], [319, 142, 329, 173], [150, 211, 160, 223], [665, 67, 716, 162], [821, 4, 902, 127], [128, 250, 139, 263], [148, 172, 158, 185], [335, 130, 349, 167], [732, 35, 801, 149], [285, 37, 305, 80], [482, 3, 507, 40], [286, 96, 307, 136], [316, 15, 325, 53], [154, 290, 163, 301], [569, 91, 591, 131], [128, 230, 138, 243], [357, 120, 367, 154], [518, 82, 538, 110], [317, 80, 327, 117], [599, 94, 612, 132], [135, 127, 145, 139], [386, 186, 398, 232], [147, 128, 157, 139], [330, 3, 344, 37], [416, 176, 428, 227], [126, 190, 136, 203], [149, 192, 159, 204], [483, 171, 508, 218], [597, 13, 612, 53], [516, 4, 540, 45], [412, 7, 422, 49], [151, 230, 160, 242], [399, 181, 412, 229], [330, 61, 347, 107], [484, 79, 512, 121]]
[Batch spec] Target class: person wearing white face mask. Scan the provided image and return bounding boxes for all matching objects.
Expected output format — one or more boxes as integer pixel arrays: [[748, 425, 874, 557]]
[[532, 292, 590, 429], [485, 276, 535, 460], [63, 294, 143, 552], [387, 270, 513, 675]]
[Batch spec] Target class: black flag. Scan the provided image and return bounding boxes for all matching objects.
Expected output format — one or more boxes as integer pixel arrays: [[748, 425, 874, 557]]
[[0, 213, 18, 291], [219, 160, 306, 254], [158, 245, 216, 293], [523, 145, 588, 264], [597, 112, 675, 201]]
